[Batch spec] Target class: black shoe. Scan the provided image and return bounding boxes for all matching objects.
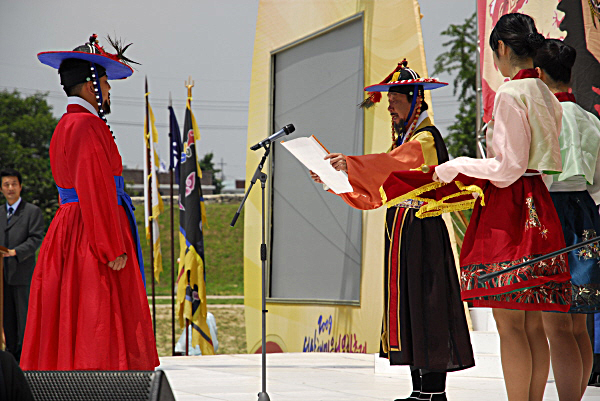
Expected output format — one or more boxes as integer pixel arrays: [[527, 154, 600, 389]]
[[418, 392, 447, 401], [420, 371, 447, 400], [394, 392, 421, 401]]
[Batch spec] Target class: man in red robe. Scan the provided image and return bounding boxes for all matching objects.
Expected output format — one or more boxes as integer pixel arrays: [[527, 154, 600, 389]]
[[20, 35, 159, 370]]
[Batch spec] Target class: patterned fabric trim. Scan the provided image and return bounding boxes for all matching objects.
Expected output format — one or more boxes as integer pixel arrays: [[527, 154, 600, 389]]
[[469, 279, 571, 312], [392, 199, 424, 209], [461, 253, 568, 294], [569, 229, 600, 312], [572, 283, 600, 313], [578, 229, 600, 260]]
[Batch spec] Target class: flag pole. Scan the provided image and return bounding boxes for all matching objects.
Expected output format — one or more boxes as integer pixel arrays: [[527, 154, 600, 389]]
[[169, 91, 176, 356], [184, 76, 195, 356], [475, 0, 484, 159], [145, 76, 157, 340]]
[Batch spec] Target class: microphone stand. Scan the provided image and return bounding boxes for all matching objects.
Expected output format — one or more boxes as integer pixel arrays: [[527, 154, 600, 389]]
[[230, 142, 272, 401]]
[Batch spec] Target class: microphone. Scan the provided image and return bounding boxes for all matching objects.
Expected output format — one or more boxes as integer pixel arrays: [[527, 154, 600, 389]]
[[250, 124, 295, 151]]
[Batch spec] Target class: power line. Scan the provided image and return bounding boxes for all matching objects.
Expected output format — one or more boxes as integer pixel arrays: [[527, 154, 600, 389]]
[[0, 85, 250, 110], [4, 84, 458, 110], [110, 120, 247, 130], [2, 84, 458, 129], [1, 84, 248, 131]]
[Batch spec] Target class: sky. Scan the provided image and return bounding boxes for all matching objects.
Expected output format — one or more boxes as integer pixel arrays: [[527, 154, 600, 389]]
[[0, 0, 475, 182], [420, 1, 477, 130]]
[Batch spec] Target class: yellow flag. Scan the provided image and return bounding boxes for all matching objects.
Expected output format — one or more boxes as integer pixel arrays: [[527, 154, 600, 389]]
[[144, 96, 164, 282]]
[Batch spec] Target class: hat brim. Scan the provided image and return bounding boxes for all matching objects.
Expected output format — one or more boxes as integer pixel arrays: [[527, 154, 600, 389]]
[[365, 80, 448, 92], [37, 51, 133, 80]]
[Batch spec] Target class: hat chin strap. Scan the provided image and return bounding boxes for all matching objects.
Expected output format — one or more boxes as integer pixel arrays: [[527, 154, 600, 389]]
[[404, 85, 419, 130], [395, 85, 422, 147]]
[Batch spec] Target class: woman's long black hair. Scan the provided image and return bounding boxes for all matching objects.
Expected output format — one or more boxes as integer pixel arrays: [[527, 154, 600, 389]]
[[534, 39, 577, 84], [489, 13, 545, 59]]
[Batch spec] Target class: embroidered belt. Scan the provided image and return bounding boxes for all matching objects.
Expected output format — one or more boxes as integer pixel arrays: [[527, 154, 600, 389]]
[[392, 198, 424, 209], [56, 176, 146, 286]]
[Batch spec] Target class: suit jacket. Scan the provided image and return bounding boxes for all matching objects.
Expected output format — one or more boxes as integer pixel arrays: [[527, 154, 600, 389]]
[[0, 201, 44, 286], [0, 350, 34, 401]]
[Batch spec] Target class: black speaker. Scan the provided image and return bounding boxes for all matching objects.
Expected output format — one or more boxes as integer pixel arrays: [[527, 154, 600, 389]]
[[23, 370, 175, 401]]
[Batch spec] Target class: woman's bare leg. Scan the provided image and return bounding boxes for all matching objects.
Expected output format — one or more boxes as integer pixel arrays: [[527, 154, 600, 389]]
[[493, 308, 536, 401], [572, 313, 592, 398], [525, 311, 550, 401], [542, 312, 582, 401]]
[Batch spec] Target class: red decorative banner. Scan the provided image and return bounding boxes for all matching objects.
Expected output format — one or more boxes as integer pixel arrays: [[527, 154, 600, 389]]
[[477, 0, 600, 120]]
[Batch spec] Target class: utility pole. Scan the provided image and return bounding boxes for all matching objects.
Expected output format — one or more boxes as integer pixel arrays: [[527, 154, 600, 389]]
[[218, 158, 227, 181]]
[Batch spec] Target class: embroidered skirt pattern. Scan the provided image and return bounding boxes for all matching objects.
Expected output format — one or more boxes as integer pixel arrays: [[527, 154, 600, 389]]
[[550, 191, 600, 313], [459, 176, 571, 311]]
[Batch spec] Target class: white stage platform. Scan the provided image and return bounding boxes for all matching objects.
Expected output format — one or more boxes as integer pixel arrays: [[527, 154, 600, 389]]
[[157, 353, 600, 401]]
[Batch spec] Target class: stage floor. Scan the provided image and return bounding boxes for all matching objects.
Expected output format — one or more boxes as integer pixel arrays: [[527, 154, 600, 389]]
[[157, 353, 600, 400]]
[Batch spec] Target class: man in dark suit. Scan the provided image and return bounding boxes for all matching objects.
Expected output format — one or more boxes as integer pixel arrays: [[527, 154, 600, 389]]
[[0, 169, 43, 363]]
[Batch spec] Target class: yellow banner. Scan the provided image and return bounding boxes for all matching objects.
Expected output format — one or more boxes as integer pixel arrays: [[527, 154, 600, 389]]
[[143, 96, 164, 282]]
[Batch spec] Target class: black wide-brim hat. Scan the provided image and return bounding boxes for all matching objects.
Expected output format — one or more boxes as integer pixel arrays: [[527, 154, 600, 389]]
[[38, 50, 133, 80]]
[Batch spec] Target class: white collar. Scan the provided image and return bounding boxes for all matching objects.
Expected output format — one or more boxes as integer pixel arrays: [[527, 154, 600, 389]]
[[7, 197, 22, 212], [415, 110, 428, 128], [68, 96, 98, 115]]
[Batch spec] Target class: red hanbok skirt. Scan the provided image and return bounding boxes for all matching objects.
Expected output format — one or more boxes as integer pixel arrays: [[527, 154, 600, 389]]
[[21, 203, 159, 370], [460, 175, 571, 311]]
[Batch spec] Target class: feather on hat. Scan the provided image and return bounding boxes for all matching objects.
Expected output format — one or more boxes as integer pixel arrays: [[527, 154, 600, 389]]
[[38, 34, 138, 80]]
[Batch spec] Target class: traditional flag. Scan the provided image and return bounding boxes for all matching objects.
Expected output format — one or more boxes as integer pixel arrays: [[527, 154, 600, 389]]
[[144, 94, 165, 282], [169, 105, 183, 183], [156, 148, 168, 173], [175, 97, 214, 355]]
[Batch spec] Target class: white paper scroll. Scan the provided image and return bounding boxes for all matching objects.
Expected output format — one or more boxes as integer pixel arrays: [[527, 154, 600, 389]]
[[280, 136, 353, 194]]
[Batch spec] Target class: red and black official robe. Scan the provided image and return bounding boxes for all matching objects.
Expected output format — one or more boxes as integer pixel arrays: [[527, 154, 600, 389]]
[[333, 114, 474, 372]]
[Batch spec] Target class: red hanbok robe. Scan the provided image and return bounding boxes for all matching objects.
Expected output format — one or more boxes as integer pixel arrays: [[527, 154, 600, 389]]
[[21, 102, 159, 370]]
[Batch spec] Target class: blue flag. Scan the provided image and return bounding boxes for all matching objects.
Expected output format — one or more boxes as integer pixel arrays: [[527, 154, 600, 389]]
[[169, 105, 183, 183]]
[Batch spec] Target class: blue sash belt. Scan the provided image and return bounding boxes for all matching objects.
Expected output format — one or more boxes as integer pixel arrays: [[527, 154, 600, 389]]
[[56, 176, 146, 286]]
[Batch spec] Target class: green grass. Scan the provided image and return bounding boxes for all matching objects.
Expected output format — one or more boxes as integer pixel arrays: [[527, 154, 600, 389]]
[[148, 297, 244, 305], [134, 202, 244, 296], [152, 304, 246, 356]]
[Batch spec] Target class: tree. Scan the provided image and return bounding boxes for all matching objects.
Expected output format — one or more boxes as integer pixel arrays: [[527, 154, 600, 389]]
[[433, 12, 478, 158], [0, 90, 58, 227], [199, 152, 224, 194]]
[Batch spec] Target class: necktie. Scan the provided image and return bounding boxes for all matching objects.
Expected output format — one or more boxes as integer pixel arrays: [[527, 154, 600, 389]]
[[7, 206, 14, 222]]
